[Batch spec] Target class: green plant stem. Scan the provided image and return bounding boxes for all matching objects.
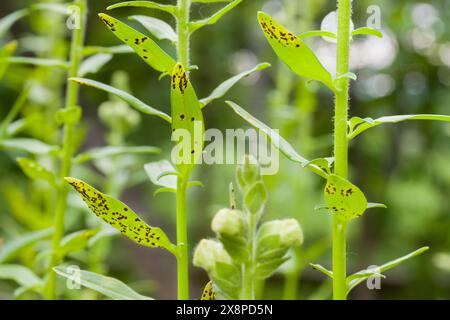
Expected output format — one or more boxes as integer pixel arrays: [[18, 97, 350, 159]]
[[176, 177, 189, 300], [44, 0, 87, 300], [242, 211, 257, 299], [332, 0, 352, 300], [0, 85, 31, 139], [174, 0, 192, 300], [177, 0, 191, 68]]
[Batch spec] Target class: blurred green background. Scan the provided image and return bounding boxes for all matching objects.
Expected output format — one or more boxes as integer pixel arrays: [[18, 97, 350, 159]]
[[0, 0, 449, 299]]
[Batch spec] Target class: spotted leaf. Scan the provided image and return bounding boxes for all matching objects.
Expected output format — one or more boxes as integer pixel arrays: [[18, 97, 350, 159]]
[[201, 281, 216, 300], [257, 11, 333, 90], [98, 13, 176, 74], [324, 174, 367, 221], [170, 64, 204, 176], [65, 177, 175, 255]]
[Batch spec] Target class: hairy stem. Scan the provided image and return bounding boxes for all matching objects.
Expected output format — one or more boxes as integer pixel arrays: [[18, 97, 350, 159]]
[[241, 211, 257, 299], [176, 177, 189, 300], [332, 0, 352, 300], [44, 0, 87, 299]]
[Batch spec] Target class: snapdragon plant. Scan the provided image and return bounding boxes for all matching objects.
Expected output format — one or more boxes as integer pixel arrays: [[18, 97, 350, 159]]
[[59, 0, 269, 300], [224, 1, 450, 299], [194, 155, 303, 299]]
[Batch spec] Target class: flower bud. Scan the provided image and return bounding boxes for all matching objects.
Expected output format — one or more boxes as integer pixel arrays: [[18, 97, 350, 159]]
[[236, 155, 260, 190], [211, 208, 246, 237], [258, 219, 304, 247], [193, 239, 232, 273]]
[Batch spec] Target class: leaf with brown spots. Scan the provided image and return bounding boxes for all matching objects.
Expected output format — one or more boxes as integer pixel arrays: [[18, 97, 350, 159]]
[[98, 13, 175, 74], [65, 177, 176, 255], [257, 11, 334, 90], [324, 174, 367, 221], [201, 281, 216, 300], [170, 63, 204, 176]]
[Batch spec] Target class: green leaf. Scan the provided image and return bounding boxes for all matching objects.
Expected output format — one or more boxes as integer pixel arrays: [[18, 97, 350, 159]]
[[0, 265, 42, 288], [83, 45, 133, 56], [130, 15, 177, 43], [310, 263, 333, 278], [324, 174, 368, 221], [70, 77, 171, 123], [53, 266, 153, 300], [107, 1, 176, 15], [55, 106, 82, 126], [347, 246, 429, 295], [2, 57, 69, 68], [304, 157, 334, 175], [98, 13, 176, 74], [200, 62, 271, 107], [352, 27, 383, 38], [16, 157, 55, 185], [257, 11, 334, 90], [74, 146, 160, 164], [0, 41, 18, 80], [190, 0, 243, 33], [255, 257, 290, 278], [367, 202, 387, 209], [349, 114, 450, 139], [244, 181, 267, 215], [79, 53, 113, 77], [225, 101, 327, 179], [0, 9, 29, 38], [201, 281, 216, 300], [170, 63, 204, 176], [59, 229, 100, 256], [144, 160, 177, 189], [65, 177, 176, 255], [31, 3, 69, 15], [298, 30, 337, 39], [0, 138, 59, 155], [212, 261, 241, 299], [0, 228, 53, 263]]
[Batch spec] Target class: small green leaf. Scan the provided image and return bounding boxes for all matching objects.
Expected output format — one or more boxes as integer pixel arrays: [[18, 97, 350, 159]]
[[83, 45, 133, 56], [255, 257, 290, 278], [258, 11, 334, 90], [2, 57, 69, 68], [98, 13, 176, 74], [201, 281, 216, 300], [190, 0, 243, 33], [349, 114, 450, 139], [0, 138, 59, 155], [74, 146, 160, 164], [130, 15, 177, 42], [310, 263, 333, 278], [225, 101, 327, 179], [54, 266, 153, 300], [55, 106, 82, 125], [153, 187, 177, 196], [17, 157, 55, 185], [244, 181, 267, 215], [0, 228, 53, 263], [367, 202, 387, 209], [59, 229, 100, 256], [79, 53, 113, 77], [65, 177, 176, 255], [0, 9, 29, 38], [107, 1, 176, 15], [0, 265, 42, 288], [352, 27, 383, 38], [144, 160, 177, 189], [324, 174, 367, 221], [70, 77, 171, 123], [347, 246, 429, 295], [32, 3, 69, 15], [200, 62, 271, 107], [298, 30, 337, 39], [170, 63, 204, 176], [304, 157, 334, 175]]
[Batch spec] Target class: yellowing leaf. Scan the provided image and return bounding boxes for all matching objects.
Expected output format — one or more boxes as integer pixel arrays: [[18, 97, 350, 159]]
[[324, 174, 367, 221], [98, 13, 175, 74], [170, 64, 204, 176], [65, 177, 175, 255], [201, 281, 216, 300], [257, 11, 333, 90]]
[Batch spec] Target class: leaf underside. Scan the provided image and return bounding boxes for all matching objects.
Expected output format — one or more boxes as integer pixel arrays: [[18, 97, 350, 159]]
[[201, 281, 216, 300]]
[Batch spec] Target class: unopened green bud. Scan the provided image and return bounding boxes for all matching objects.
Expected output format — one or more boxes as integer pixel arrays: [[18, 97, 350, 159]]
[[193, 239, 232, 273], [211, 208, 246, 237], [236, 155, 260, 190], [259, 219, 304, 247]]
